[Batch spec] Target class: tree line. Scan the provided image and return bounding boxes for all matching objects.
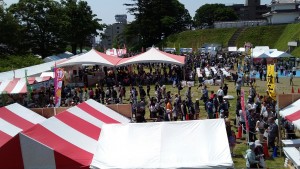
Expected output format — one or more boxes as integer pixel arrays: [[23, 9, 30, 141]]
[[0, 0, 102, 58], [0, 0, 238, 58]]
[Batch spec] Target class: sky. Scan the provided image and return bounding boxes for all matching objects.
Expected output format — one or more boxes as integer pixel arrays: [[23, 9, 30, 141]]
[[4, 0, 271, 24]]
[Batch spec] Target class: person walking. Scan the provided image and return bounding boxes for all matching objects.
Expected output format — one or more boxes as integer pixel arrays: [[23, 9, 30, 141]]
[[289, 71, 294, 86]]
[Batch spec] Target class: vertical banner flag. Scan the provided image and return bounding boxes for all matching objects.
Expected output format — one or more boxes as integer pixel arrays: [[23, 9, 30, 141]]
[[241, 89, 249, 132], [54, 67, 64, 107], [25, 69, 32, 101], [267, 64, 276, 100]]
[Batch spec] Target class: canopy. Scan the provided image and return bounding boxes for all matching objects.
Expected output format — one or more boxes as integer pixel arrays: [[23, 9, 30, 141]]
[[0, 76, 52, 94], [269, 51, 293, 58], [117, 47, 185, 66], [0, 103, 46, 169], [90, 119, 233, 169], [228, 46, 237, 52], [280, 99, 300, 129], [252, 51, 271, 58], [57, 49, 122, 67], [12, 99, 130, 169]]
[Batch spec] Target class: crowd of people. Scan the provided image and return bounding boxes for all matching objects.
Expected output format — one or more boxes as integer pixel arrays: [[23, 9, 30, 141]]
[[0, 49, 298, 168]]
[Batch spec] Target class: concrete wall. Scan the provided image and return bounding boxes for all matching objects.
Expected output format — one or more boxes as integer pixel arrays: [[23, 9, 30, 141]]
[[270, 13, 299, 24]]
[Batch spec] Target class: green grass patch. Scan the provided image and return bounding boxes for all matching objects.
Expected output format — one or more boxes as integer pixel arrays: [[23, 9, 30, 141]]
[[165, 23, 300, 57]]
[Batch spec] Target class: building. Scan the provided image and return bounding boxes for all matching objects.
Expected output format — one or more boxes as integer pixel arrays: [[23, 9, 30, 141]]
[[229, 0, 270, 20], [101, 14, 127, 49], [263, 0, 300, 24]]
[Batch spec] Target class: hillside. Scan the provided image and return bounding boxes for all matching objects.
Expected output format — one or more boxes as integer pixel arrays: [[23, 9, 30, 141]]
[[166, 23, 300, 57]]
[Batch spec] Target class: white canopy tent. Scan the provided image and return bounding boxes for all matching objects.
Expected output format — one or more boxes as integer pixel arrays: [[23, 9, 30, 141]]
[[117, 47, 185, 66], [269, 50, 293, 58], [252, 51, 271, 58], [90, 119, 233, 169], [57, 49, 122, 67], [228, 46, 237, 52]]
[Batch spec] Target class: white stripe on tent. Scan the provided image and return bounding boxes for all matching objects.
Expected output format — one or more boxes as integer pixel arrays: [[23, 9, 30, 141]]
[[67, 106, 105, 127], [6, 103, 46, 124], [85, 99, 130, 123], [40, 117, 98, 154], [0, 118, 22, 137], [10, 79, 25, 94], [0, 80, 10, 93], [20, 133, 56, 169]]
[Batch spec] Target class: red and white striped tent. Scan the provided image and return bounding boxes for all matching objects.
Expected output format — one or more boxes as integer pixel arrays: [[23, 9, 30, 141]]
[[280, 99, 300, 129], [4, 99, 130, 169], [0, 103, 46, 168], [0, 76, 51, 94]]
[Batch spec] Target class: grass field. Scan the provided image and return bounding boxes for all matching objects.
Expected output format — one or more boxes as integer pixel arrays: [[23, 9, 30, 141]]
[[119, 74, 298, 169]]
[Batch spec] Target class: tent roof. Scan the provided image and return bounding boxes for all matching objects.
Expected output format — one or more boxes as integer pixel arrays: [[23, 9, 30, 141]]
[[19, 99, 130, 169], [40, 72, 54, 78], [0, 60, 58, 82], [91, 119, 233, 169], [57, 49, 122, 67], [228, 46, 237, 52], [280, 99, 300, 129], [0, 103, 46, 169], [269, 50, 293, 58], [0, 76, 51, 94], [252, 51, 271, 58], [117, 47, 185, 66], [0, 103, 46, 147]]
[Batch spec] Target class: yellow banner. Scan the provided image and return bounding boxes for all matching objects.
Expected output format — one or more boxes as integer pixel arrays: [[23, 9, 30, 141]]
[[267, 64, 276, 100]]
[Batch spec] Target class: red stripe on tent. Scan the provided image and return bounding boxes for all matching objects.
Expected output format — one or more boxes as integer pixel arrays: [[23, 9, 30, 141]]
[[286, 110, 300, 122], [0, 130, 12, 147], [0, 107, 35, 131], [0, 135, 25, 169], [55, 112, 101, 140], [24, 124, 93, 167], [54, 151, 90, 169], [77, 102, 120, 124], [3, 79, 19, 93]]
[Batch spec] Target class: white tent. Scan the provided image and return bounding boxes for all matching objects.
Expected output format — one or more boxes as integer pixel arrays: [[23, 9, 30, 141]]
[[269, 50, 293, 58], [238, 47, 245, 52], [252, 51, 271, 58], [117, 47, 185, 66], [90, 119, 233, 169], [280, 99, 300, 129], [228, 46, 237, 52], [57, 49, 122, 67]]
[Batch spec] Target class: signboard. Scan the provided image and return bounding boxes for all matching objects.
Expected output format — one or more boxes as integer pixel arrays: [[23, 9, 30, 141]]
[[288, 41, 298, 47], [267, 64, 276, 100]]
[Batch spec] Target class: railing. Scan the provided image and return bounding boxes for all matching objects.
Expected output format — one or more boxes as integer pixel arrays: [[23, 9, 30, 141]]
[[214, 20, 268, 29]]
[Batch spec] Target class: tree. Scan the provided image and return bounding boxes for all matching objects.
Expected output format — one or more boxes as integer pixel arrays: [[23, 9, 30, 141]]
[[9, 0, 67, 58], [0, 7, 23, 55], [124, 0, 192, 50], [60, 0, 103, 54], [194, 4, 238, 28]]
